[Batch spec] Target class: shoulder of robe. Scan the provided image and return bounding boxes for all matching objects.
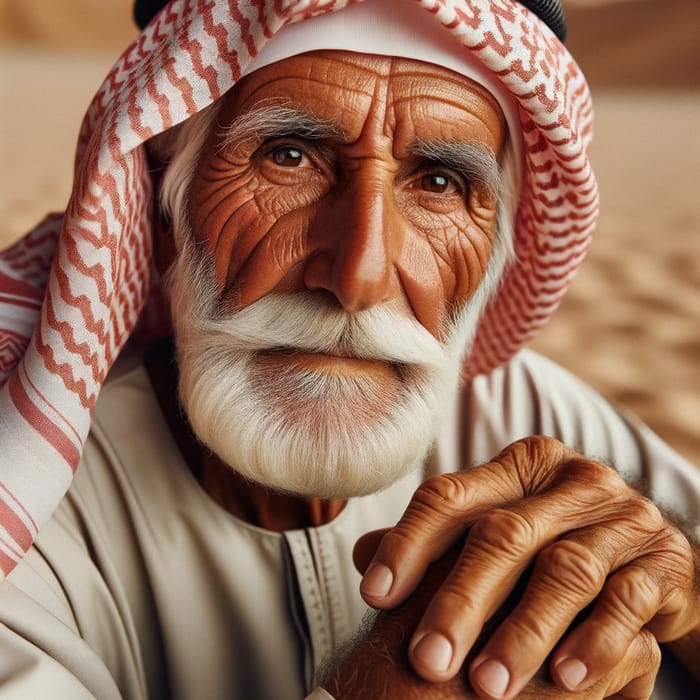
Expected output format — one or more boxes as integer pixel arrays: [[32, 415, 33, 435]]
[[463, 349, 647, 470]]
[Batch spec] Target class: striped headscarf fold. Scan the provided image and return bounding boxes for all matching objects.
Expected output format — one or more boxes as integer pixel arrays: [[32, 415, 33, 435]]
[[0, 0, 597, 576]]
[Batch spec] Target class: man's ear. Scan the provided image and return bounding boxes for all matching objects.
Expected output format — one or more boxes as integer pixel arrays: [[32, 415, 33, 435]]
[[152, 203, 177, 276], [146, 143, 178, 276]]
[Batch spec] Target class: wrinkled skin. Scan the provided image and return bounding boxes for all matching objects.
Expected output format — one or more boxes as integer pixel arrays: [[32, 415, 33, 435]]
[[325, 512, 662, 699], [342, 436, 699, 699], [188, 51, 504, 342], [182, 52, 700, 698]]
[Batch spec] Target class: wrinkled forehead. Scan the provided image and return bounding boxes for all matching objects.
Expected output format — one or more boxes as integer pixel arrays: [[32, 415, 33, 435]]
[[245, 0, 523, 166], [220, 51, 507, 158]]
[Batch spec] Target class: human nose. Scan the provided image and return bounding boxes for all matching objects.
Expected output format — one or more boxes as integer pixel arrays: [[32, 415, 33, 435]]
[[303, 169, 399, 312]]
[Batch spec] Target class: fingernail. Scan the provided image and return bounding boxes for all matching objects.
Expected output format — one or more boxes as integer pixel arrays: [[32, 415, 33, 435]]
[[556, 657, 588, 690], [472, 658, 510, 698], [360, 563, 393, 599], [413, 632, 453, 672]]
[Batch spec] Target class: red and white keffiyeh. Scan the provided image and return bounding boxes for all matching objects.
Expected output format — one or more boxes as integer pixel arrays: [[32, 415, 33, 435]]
[[0, 0, 597, 576]]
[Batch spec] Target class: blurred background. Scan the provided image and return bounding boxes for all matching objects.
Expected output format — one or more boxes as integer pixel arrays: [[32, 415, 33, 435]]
[[0, 0, 698, 465]]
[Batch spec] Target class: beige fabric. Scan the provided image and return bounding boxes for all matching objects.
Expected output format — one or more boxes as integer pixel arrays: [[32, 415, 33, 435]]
[[0, 349, 698, 698]]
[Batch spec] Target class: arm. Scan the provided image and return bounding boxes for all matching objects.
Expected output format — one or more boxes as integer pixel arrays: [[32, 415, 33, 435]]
[[0, 488, 151, 700], [0, 635, 96, 700], [0, 575, 124, 700]]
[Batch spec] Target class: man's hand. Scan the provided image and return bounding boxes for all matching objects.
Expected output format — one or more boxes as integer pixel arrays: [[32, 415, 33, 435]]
[[354, 436, 700, 698], [323, 543, 661, 699]]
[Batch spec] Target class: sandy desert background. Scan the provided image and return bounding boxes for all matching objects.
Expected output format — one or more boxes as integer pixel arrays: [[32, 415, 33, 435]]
[[0, 0, 698, 466]]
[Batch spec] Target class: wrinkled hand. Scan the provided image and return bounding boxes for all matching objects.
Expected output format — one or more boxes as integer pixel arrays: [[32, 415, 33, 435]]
[[354, 436, 700, 699], [323, 545, 661, 699]]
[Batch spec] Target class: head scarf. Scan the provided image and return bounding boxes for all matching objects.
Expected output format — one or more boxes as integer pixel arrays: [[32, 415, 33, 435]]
[[0, 0, 597, 577]]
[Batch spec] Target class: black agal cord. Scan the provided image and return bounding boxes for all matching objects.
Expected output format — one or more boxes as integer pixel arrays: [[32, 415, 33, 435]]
[[134, 0, 567, 42]]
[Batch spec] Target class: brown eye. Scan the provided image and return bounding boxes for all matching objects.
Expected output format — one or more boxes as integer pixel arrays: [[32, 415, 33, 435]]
[[420, 173, 456, 194], [271, 146, 304, 167]]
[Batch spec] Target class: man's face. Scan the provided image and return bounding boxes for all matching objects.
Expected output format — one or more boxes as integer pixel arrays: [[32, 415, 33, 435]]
[[189, 50, 505, 338], [170, 51, 506, 498]]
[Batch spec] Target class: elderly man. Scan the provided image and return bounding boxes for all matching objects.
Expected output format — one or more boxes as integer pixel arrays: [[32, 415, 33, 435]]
[[0, 0, 698, 698]]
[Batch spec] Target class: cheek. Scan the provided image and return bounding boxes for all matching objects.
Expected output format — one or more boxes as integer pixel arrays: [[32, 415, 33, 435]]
[[447, 213, 496, 306], [188, 169, 263, 285], [188, 163, 321, 301], [438, 187, 499, 310], [397, 199, 496, 339], [228, 208, 316, 305], [187, 161, 258, 249]]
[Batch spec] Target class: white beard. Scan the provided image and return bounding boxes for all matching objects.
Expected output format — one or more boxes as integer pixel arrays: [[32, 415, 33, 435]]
[[168, 239, 491, 500]]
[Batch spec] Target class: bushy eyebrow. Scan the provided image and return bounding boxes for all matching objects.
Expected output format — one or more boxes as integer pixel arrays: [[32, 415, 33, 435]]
[[410, 141, 502, 199], [218, 105, 341, 153], [218, 106, 503, 197]]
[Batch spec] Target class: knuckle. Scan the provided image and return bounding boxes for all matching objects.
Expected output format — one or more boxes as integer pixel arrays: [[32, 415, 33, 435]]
[[468, 508, 536, 559], [626, 495, 664, 532], [634, 628, 662, 675], [654, 535, 695, 597], [495, 610, 552, 650], [568, 457, 622, 489], [662, 526, 693, 561], [374, 527, 418, 562], [640, 523, 694, 584], [601, 628, 661, 700], [413, 473, 470, 514], [497, 436, 567, 492], [607, 627, 661, 694], [512, 435, 566, 466], [535, 539, 606, 596], [644, 628, 662, 667], [525, 435, 565, 453], [601, 567, 661, 628], [432, 577, 479, 613]]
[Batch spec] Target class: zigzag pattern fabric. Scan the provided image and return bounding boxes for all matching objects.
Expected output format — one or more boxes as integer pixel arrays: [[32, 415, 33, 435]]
[[0, 0, 597, 576]]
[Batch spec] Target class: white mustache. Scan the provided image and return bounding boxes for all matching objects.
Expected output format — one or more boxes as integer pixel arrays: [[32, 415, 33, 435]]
[[190, 292, 448, 369]]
